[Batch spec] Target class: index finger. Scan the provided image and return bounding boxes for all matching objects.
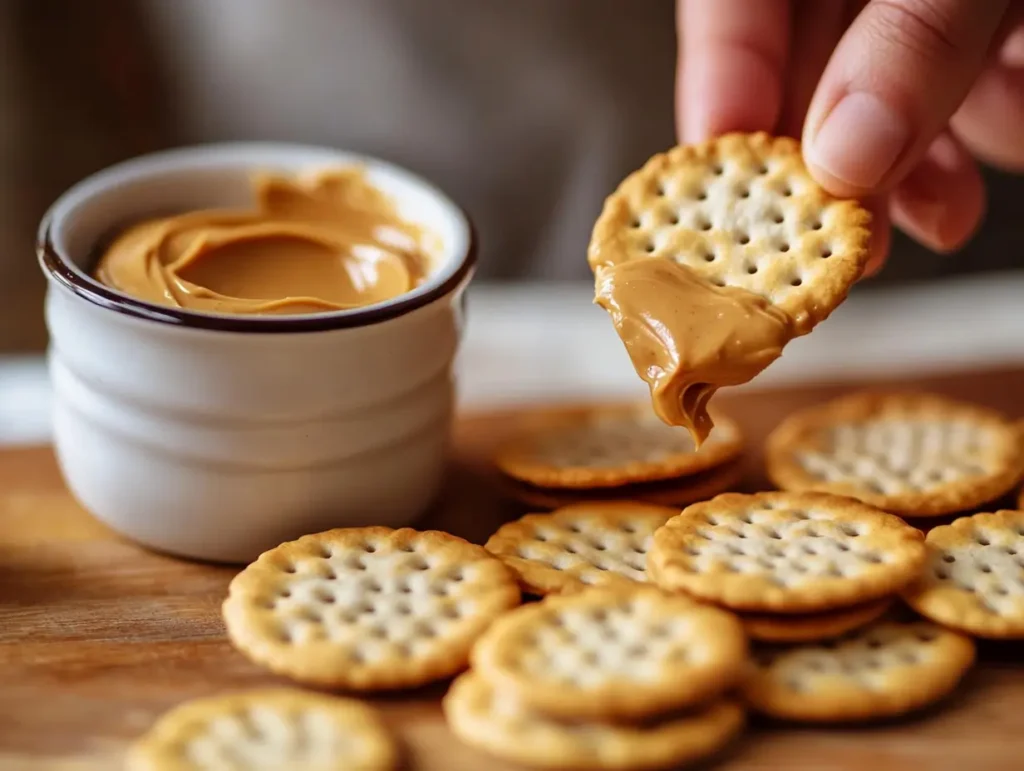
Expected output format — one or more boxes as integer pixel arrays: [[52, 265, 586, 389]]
[[677, 0, 792, 143]]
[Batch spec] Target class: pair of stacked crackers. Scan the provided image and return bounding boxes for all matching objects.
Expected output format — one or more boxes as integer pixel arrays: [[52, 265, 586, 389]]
[[496, 403, 746, 509], [445, 586, 748, 769]]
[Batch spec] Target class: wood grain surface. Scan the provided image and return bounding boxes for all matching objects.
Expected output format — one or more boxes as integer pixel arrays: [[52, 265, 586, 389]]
[[2, 366, 1024, 770]]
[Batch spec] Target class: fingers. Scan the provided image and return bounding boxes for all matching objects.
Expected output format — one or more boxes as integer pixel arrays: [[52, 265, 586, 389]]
[[676, 0, 791, 142], [889, 132, 986, 252], [951, 62, 1024, 170], [802, 0, 1009, 197], [777, 0, 847, 137]]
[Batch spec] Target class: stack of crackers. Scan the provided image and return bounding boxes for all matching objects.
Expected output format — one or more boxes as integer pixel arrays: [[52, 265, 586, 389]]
[[125, 133, 1024, 770], [495, 403, 746, 510]]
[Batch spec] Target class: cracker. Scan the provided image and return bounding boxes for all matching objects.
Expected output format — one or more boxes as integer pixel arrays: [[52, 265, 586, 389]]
[[648, 492, 926, 613], [903, 510, 1024, 638], [495, 403, 743, 489], [588, 132, 871, 333], [498, 460, 745, 510], [444, 672, 745, 771], [484, 502, 678, 596], [742, 620, 975, 723], [765, 392, 1024, 516], [222, 527, 521, 690], [126, 689, 397, 771], [741, 598, 893, 644], [470, 586, 747, 721]]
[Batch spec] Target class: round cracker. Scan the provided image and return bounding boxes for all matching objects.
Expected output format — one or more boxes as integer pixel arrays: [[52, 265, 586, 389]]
[[587, 131, 871, 333], [494, 403, 743, 489], [470, 586, 747, 722], [765, 392, 1024, 517], [648, 492, 926, 613], [743, 620, 975, 723], [222, 527, 521, 690], [497, 460, 745, 510], [903, 510, 1024, 639], [126, 689, 397, 771], [484, 501, 678, 595], [444, 671, 745, 771], [741, 598, 894, 644]]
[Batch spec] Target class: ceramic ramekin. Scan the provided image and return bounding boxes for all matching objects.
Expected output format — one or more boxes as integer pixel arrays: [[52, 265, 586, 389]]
[[38, 143, 474, 563]]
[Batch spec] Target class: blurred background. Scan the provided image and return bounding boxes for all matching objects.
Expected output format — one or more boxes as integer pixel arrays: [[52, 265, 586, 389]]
[[1, 0, 1022, 353]]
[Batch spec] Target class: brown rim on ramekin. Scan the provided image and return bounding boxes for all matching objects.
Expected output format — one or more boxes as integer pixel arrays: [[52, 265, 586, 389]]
[[36, 215, 477, 333]]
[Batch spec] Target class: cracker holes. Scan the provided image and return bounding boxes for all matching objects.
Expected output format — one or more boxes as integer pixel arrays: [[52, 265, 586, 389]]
[[703, 248, 717, 264], [312, 587, 336, 605], [820, 246, 833, 259], [770, 210, 785, 225], [568, 523, 584, 534], [630, 217, 642, 229], [975, 534, 992, 546], [668, 213, 680, 226], [645, 242, 656, 254], [318, 545, 334, 559], [281, 563, 297, 575], [840, 524, 863, 538], [620, 521, 640, 534], [746, 263, 759, 275], [278, 588, 293, 599], [781, 184, 794, 197], [410, 556, 430, 571], [737, 185, 750, 200], [696, 215, 713, 232], [756, 163, 770, 176], [790, 276, 803, 287], [711, 162, 725, 176], [362, 542, 378, 554], [696, 189, 708, 201], [779, 242, 791, 254], [914, 629, 939, 643]]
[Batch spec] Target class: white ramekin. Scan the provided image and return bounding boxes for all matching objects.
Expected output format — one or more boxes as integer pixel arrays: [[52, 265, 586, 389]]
[[38, 143, 474, 563]]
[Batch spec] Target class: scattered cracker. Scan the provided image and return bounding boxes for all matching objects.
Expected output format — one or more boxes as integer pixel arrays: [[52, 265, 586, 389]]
[[484, 502, 677, 595], [126, 689, 397, 771], [444, 671, 745, 771], [765, 392, 1024, 516], [470, 586, 747, 721], [222, 527, 521, 690], [741, 598, 894, 644], [743, 620, 975, 723], [495, 403, 743, 489], [903, 510, 1024, 639], [588, 131, 871, 334], [498, 460, 745, 510], [649, 492, 926, 613]]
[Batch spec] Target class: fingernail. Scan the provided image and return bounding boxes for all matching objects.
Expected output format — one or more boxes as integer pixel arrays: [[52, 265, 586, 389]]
[[807, 92, 911, 190]]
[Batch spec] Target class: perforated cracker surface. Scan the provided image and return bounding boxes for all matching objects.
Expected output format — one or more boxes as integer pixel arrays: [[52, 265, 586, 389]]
[[588, 132, 870, 330], [495, 404, 743, 489], [649, 492, 926, 613], [444, 672, 745, 771], [743, 621, 975, 722], [766, 392, 1024, 516], [484, 502, 677, 595], [470, 586, 747, 721], [127, 689, 397, 771], [903, 510, 1024, 638], [222, 527, 521, 690]]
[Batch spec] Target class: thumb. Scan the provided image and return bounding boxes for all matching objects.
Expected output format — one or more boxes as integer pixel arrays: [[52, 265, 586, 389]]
[[802, 0, 1007, 197]]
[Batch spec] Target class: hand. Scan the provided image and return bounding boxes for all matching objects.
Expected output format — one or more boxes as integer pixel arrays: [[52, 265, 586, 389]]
[[676, 0, 1024, 274]]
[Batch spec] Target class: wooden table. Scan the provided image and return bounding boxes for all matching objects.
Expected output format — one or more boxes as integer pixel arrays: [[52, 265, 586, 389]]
[[3, 366, 1024, 770]]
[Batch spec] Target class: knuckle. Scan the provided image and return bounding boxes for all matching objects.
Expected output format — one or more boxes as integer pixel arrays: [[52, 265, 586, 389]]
[[863, 0, 965, 64]]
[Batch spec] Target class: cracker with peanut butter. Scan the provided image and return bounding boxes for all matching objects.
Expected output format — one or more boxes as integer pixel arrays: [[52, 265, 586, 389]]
[[743, 620, 975, 723], [470, 586, 748, 722], [648, 492, 926, 613], [484, 502, 677, 595], [588, 132, 871, 444], [126, 689, 398, 771], [494, 402, 743, 489], [903, 510, 1024, 639], [222, 527, 521, 690], [443, 671, 745, 771], [765, 392, 1024, 517]]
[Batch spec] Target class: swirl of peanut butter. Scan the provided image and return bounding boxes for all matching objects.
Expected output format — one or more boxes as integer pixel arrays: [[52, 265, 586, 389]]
[[595, 258, 795, 446], [93, 169, 430, 315]]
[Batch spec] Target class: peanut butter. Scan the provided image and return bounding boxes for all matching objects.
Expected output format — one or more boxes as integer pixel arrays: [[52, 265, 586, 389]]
[[93, 169, 429, 315], [595, 258, 795, 445]]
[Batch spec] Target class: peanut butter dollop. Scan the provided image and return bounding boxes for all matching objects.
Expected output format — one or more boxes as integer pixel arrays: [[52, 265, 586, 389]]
[[93, 169, 429, 315], [595, 259, 795, 445]]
